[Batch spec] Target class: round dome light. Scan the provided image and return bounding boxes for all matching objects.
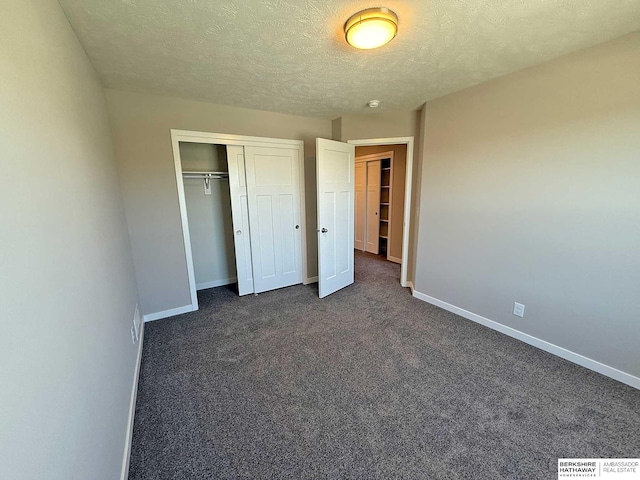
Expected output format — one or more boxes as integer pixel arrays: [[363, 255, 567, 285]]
[[345, 8, 398, 50]]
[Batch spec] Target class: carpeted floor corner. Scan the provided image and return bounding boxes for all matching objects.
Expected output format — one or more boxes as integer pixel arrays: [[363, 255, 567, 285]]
[[128, 251, 640, 479]]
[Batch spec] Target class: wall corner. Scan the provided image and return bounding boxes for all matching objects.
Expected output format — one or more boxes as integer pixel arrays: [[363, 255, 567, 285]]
[[331, 117, 343, 141]]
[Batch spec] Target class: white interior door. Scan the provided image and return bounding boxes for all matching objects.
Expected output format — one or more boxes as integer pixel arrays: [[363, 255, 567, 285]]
[[354, 162, 366, 251], [316, 138, 355, 298], [244, 145, 303, 293], [366, 160, 381, 254], [226, 146, 254, 295]]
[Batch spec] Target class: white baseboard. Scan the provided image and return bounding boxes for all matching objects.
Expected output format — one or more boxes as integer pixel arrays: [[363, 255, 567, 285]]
[[412, 289, 640, 390], [120, 321, 144, 480], [143, 304, 195, 323], [196, 277, 237, 291], [388, 255, 402, 264], [304, 276, 318, 285]]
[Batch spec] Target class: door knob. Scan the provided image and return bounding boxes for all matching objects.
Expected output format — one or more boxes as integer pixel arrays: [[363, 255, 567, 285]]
[[295, 225, 299, 229], [321, 228, 328, 233]]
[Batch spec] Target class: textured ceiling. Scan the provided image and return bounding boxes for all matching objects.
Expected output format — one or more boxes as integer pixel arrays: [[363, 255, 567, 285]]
[[58, 0, 640, 119]]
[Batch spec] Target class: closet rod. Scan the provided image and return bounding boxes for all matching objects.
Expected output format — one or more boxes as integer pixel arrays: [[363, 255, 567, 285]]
[[182, 171, 229, 179]]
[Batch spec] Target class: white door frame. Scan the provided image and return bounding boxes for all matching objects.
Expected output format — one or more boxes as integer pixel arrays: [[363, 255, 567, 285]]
[[170, 129, 308, 311], [347, 137, 414, 288]]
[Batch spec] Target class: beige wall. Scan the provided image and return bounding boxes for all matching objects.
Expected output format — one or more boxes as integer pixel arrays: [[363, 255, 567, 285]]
[[105, 89, 331, 315], [333, 110, 420, 142], [410, 107, 426, 287], [415, 32, 640, 378], [355, 145, 407, 262], [331, 116, 342, 142], [0, 1, 140, 479]]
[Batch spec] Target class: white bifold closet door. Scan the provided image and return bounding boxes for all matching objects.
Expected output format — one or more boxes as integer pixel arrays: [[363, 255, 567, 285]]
[[226, 146, 254, 296], [316, 138, 355, 298], [243, 146, 303, 294]]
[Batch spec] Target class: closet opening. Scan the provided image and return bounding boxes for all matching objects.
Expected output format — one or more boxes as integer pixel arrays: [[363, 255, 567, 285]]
[[348, 138, 414, 288], [179, 142, 237, 293]]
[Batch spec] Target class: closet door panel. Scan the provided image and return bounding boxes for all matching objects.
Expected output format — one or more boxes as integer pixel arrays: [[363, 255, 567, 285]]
[[336, 190, 351, 273], [255, 195, 277, 278], [354, 162, 366, 251], [366, 160, 381, 254], [244, 146, 302, 293], [324, 189, 352, 277], [227, 145, 254, 295], [279, 194, 297, 274], [323, 191, 337, 279], [254, 155, 293, 185]]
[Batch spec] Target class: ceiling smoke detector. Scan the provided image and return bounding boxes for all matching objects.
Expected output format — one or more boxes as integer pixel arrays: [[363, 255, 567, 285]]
[[367, 100, 380, 108]]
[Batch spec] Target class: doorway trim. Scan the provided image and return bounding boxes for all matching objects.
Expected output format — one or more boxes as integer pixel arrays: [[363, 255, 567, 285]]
[[170, 129, 308, 312], [347, 137, 414, 288]]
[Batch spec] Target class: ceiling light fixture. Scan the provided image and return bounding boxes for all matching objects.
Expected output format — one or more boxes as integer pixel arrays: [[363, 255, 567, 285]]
[[344, 7, 398, 50]]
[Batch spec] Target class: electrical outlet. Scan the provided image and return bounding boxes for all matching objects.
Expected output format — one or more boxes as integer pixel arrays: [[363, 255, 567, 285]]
[[513, 302, 525, 318], [130, 325, 137, 344]]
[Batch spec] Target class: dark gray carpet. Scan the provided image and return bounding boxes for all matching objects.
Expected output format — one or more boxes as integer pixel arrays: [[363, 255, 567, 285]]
[[129, 252, 640, 479]]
